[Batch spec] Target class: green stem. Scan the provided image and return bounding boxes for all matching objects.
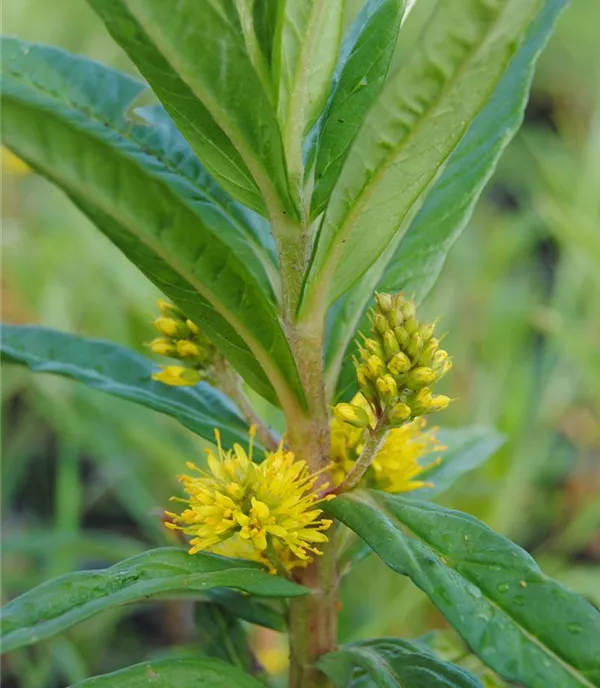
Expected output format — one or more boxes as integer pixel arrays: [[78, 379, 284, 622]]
[[333, 423, 388, 494]]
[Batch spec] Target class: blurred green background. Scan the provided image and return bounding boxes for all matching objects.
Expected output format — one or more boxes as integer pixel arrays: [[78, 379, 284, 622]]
[[2, 1, 599, 686]]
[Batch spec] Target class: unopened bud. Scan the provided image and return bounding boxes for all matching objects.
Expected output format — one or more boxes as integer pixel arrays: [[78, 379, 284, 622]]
[[387, 351, 411, 376], [149, 338, 176, 357], [404, 317, 418, 335], [364, 338, 385, 359], [176, 340, 204, 359], [374, 313, 389, 335], [388, 402, 412, 425], [388, 307, 404, 329], [425, 394, 451, 413], [157, 299, 183, 319], [394, 326, 410, 348], [334, 403, 369, 428], [367, 355, 386, 379], [406, 333, 423, 359], [375, 292, 393, 314], [152, 366, 201, 387], [420, 321, 436, 340], [405, 366, 436, 389], [155, 317, 188, 338], [376, 374, 398, 405], [186, 319, 201, 336], [401, 299, 416, 320], [383, 330, 400, 359]]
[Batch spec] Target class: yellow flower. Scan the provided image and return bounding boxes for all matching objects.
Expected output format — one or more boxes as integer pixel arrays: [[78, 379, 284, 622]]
[[330, 394, 445, 493], [165, 428, 334, 574], [371, 417, 444, 493]]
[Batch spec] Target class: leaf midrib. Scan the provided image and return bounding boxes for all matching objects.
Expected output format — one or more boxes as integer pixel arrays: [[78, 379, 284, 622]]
[[0, 336, 249, 440], [2, 60, 277, 275], [308, 0, 538, 309], [351, 492, 595, 688], [3, 89, 304, 412]]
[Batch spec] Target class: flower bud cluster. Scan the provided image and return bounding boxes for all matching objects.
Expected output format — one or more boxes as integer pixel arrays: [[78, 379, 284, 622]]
[[339, 292, 452, 427], [149, 300, 216, 386]]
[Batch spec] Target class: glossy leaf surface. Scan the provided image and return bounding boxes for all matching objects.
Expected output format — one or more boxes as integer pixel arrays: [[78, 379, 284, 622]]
[[318, 637, 483, 687], [70, 657, 265, 687], [0, 324, 251, 448], [325, 493, 600, 687], [1, 548, 307, 653], [302, 0, 549, 314], [311, 0, 405, 217], [1, 38, 304, 406], [327, 0, 568, 400]]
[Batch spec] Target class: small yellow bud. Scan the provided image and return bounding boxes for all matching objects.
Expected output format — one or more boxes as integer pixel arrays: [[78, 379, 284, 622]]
[[374, 313, 389, 335], [405, 366, 436, 389], [388, 402, 412, 425], [367, 355, 386, 379], [375, 292, 393, 314], [152, 366, 201, 386], [387, 351, 411, 376], [157, 299, 183, 318], [404, 317, 419, 335], [425, 394, 451, 413], [364, 338, 385, 359], [401, 299, 416, 320], [388, 307, 404, 329], [186, 319, 201, 335], [420, 321, 436, 340], [155, 317, 188, 338], [176, 340, 204, 358], [394, 326, 410, 348], [406, 333, 423, 358], [149, 338, 176, 357], [334, 403, 370, 428], [376, 374, 398, 405], [383, 330, 400, 359]]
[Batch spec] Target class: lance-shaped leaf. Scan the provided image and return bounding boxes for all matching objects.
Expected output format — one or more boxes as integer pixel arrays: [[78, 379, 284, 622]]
[[195, 602, 253, 673], [89, 0, 297, 219], [0, 547, 307, 653], [325, 493, 600, 688], [0, 324, 251, 449], [317, 638, 483, 687], [70, 657, 265, 687], [327, 0, 568, 401], [310, 0, 405, 217], [88, 0, 286, 214], [301, 0, 551, 316], [273, 0, 344, 193], [1, 38, 305, 408]]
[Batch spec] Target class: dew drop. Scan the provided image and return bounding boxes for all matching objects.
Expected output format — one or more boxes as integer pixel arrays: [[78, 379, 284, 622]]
[[567, 623, 583, 634], [497, 583, 509, 593]]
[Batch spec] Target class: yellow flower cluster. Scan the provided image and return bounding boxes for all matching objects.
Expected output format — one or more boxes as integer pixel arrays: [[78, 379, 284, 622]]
[[343, 292, 452, 426], [165, 428, 334, 574], [331, 394, 444, 492], [149, 300, 216, 386]]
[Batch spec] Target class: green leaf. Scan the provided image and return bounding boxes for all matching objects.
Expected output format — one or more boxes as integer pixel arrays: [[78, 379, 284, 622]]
[[420, 426, 505, 498], [0, 324, 251, 449], [1, 38, 306, 407], [0, 547, 307, 653], [327, 0, 567, 400], [195, 602, 253, 672], [273, 0, 345, 193], [325, 493, 600, 688], [70, 657, 265, 687], [205, 588, 286, 632], [338, 426, 504, 574], [318, 637, 483, 687], [301, 0, 553, 315], [90, 0, 297, 219], [310, 0, 405, 217]]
